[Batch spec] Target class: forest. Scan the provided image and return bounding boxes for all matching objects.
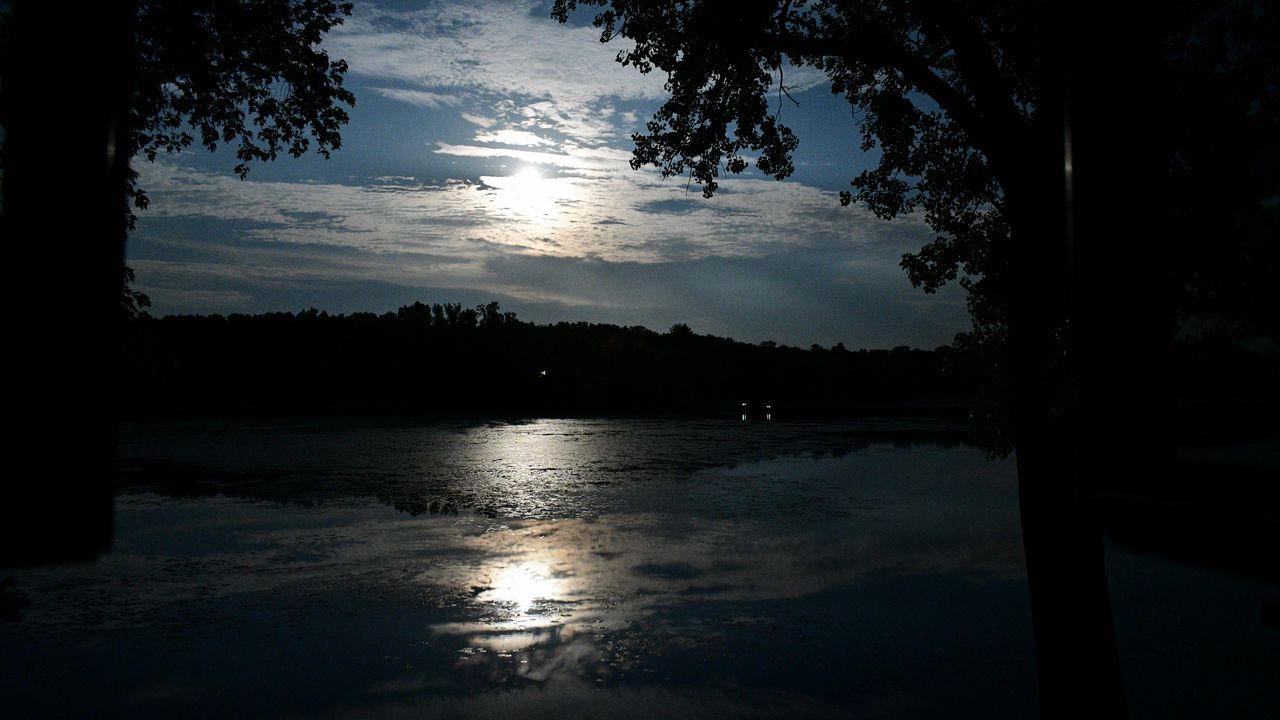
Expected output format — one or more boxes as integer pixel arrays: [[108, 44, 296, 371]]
[[118, 301, 984, 420], [118, 300, 1277, 445]]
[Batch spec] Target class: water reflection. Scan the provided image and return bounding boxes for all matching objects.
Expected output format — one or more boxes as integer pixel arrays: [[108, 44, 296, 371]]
[[484, 564, 549, 616], [5, 419, 1044, 718], [114, 417, 971, 519]]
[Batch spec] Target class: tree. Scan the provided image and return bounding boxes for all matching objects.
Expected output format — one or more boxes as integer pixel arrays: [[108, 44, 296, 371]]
[[120, 266, 153, 321], [553, 0, 1276, 378], [553, 1, 1278, 715], [126, 0, 355, 224], [554, 0, 1033, 339], [0, 1, 356, 565]]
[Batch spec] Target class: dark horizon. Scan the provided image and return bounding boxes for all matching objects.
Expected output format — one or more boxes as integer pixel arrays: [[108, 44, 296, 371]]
[[118, 300, 988, 422]]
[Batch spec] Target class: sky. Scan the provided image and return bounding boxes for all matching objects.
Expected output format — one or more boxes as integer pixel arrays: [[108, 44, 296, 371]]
[[127, 0, 970, 349]]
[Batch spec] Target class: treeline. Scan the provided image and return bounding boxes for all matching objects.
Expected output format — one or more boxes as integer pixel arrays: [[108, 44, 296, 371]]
[[119, 301, 984, 419]]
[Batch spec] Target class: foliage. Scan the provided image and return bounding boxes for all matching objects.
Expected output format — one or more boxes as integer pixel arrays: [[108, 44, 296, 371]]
[[126, 0, 356, 224], [554, 0, 1031, 335], [551, 1, 800, 198], [120, 265, 152, 321], [553, 1, 1280, 463], [1160, 2, 1280, 345], [554, 1, 1280, 350]]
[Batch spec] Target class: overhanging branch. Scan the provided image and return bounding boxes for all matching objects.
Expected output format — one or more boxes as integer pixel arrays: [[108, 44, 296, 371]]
[[755, 31, 1020, 181]]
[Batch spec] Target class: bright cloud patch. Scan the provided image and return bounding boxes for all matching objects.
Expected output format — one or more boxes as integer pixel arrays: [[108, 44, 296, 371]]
[[460, 112, 497, 128], [370, 87, 458, 108], [473, 129, 557, 147], [135, 155, 920, 264]]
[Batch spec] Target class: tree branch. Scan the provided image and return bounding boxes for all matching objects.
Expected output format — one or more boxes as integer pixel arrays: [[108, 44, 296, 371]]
[[926, 8, 1029, 158], [755, 30, 1022, 183]]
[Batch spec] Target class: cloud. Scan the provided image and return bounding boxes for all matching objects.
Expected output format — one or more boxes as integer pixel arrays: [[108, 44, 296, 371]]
[[326, 1, 668, 146], [136, 154, 925, 265], [434, 143, 576, 167], [130, 152, 960, 347], [473, 129, 557, 147], [369, 87, 458, 108], [473, 250, 966, 347], [461, 112, 498, 128]]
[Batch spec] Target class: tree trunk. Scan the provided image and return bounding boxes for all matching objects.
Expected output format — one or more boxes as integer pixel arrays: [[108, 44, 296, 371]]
[[0, 3, 132, 565], [996, 4, 1115, 717], [1005, 160, 1130, 719], [1004, 3, 1173, 716]]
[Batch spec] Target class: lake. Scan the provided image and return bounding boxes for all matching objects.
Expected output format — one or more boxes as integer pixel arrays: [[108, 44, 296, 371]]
[[2, 418, 1275, 717]]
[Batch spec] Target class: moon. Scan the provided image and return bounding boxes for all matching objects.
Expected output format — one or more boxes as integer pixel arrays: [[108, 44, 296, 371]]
[[489, 165, 569, 226]]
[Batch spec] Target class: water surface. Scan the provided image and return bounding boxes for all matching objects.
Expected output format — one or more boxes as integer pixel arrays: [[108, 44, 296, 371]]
[[5, 418, 1037, 717]]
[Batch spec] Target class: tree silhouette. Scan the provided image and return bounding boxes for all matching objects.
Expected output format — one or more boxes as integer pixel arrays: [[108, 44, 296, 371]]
[[120, 265, 153, 321], [0, 1, 356, 565], [118, 300, 971, 419], [126, 0, 355, 224], [554, 0, 1028, 337], [554, 1, 1278, 715]]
